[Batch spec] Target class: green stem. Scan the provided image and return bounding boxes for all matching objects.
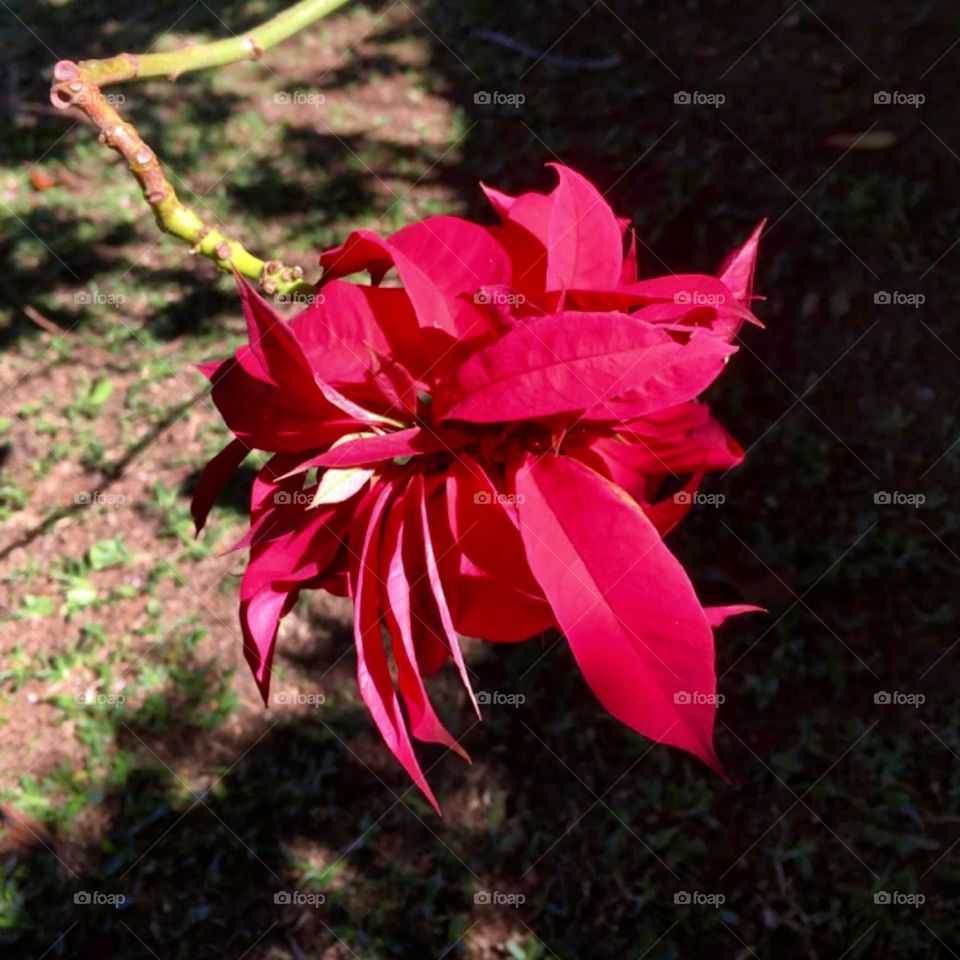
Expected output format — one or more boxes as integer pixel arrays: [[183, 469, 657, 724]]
[[75, 0, 353, 86], [49, 0, 353, 293]]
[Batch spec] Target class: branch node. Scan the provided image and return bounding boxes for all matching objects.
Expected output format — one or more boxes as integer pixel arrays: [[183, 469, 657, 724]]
[[125, 53, 141, 77], [53, 60, 80, 82], [215, 242, 233, 261], [245, 36, 264, 60]]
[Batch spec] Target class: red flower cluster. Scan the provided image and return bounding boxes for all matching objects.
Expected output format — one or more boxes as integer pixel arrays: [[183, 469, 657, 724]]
[[193, 164, 763, 811]]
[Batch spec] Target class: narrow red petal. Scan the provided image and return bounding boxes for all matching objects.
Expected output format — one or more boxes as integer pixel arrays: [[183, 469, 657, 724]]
[[280, 426, 468, 477], [381, 484, 470, 761], [240, 585, 294, 705], [191, 437, 249, 534], [705, 604, 765, 628], [718, 220, 766, 305], [411, 473, 480, 718], [351, 483, 442, 813]]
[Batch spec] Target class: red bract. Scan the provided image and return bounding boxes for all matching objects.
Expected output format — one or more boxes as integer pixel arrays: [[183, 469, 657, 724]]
[[193, 164, 764, 811]]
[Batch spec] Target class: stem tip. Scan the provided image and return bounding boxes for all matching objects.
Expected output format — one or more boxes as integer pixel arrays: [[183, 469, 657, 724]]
[[53, 60, 80, 81]]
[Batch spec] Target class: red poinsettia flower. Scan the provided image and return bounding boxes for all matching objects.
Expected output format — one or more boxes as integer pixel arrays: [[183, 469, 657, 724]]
[[193, 164, 764, 812]]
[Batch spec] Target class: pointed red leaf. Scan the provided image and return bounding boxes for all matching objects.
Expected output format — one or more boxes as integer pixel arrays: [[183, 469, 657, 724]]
[[512, 453, 723, 773], [320, 229, 458, 335], [368, 348, 420, 417], [644, 471, 705, 536], [435, 312, 734, 423], [236, 276, 324, 404], [718, 221, 765, 304], [545, 163, 623, 291], [389, 215, 512, 299], [483, 165, 622, 292]]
